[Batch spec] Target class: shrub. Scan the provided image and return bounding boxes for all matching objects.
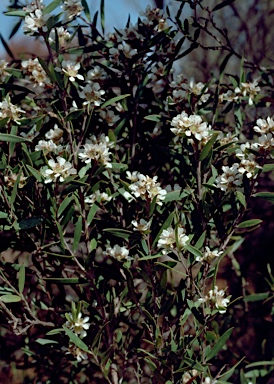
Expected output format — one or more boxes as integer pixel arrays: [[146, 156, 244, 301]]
[[0, 1, 273, 383]]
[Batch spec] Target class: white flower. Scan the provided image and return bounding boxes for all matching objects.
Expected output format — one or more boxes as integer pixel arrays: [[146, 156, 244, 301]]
[[0, 60, 9, 82], [196, 246, 222, 264], [140, 6, 165, 25], [62, 0, 83, 20], [236, 80, 260, 105], [21, 58, 50, 87], [131, 219, 152, 233], [199, 286, 230, 314], [118, 41, 138, 58], [254, 116, 274, 134], [42, 156, 77, 183], [59, 60, 84, 82], [202, 377, 219, 384], [0, 95, 25, 123], [35, 140, 63, 154], [45, 124, 63, 143], [78, 134, 114, 168], [157, 227, 189, 252], [182, 370, 198, 383], [66, 344, 88, 362], [235, 143, 260, 178], [65, 312, 90, 338], [84, 190, 112, 204], [23, 9, 50, 34], [79, 82, 105, 106], [257, 133, 274, 151], [104, 244, 130, 262], [99, 109, 119, 126], [128, 173, 167, 206], [171, 112, 211, 141], [49, 27, 71, 47], [217, 132, 238, 146], [87, 66, 107, 81], [215, 163, 243, 192], [5, 172, 27, 189], [155, 18, 169, 32]]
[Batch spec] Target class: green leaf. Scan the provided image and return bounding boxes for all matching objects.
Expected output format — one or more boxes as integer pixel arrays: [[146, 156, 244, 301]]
[[73, 216, 82, 252], [18, 217, 43, 230], [0, 211, 8, 219], [18, 265, 25, 294], [205, 327, 234, 361], [100, 94, 130, 109], [185, 244, 203, 259], [237, 219, 262, 228], [138, 254, 161, 261], [262, 164, 274, 172], [44, 277, 88, 284], [0, 294, 21, 303], [212, 0, 235, 11], [0, 134, 31, 143], [81, 0, 91, 21], [46, 328, 64, 335], [144, 115, 161, 122], [236, 191, 246, 207], [0, 117, 9, 128], [194, 231, 206, 249], [26, 165, 42, 182], [245, 361, 274, 368], [63, 326, 90, 353], [163, 190, 183, 203], [100, 0, 105, 34], [5, 10, 26, 17], [58, 196, 74, 218], [0, 33, 14, 59], [200, 133, 219, 161], [103, 228, 132, 240], [43, 0, 62, 14], [87, 203, 99, 225], [254, 192, 274, 203], [243, 292, 269, 302], [36, 338, 58, 345]]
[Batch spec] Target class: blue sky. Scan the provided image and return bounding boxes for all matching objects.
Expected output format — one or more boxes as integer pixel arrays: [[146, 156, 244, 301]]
[[0, 0, 157, 57]]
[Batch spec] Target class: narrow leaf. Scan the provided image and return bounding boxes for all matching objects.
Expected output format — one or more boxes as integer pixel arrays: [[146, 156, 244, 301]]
[[213, 0, 235, 11], [100, 0, 105, 34], [237, 219, 262, 228], [205, 328, 234, 361], [87, 203, 99, 225], [43, 0, 62, 14], [36, 338, 58, 345], [18, 265, 25, 294], [0, 33, 14, 59], [0, 294, 21, 303], [73, 216, 82, 252], [0, 211, 8, 219], [200, 133, 219, 161], [254, 192, 274, 203], [26, 165, 42, 182], [0, 134, 31, 143], [144, 115, 161, 122], [243, 292, 269, 302], [63, 326, 90, 353], [100, 94, 130, 109]]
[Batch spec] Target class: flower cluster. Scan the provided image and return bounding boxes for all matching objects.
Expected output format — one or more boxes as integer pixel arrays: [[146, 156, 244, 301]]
[[104, 244, 130, 262], [64, 303, 90, 362], [171, 112, 211, 142], [157, 226, 189, 254], [199, 286, 230, 314], [41, 156, 77, 183], [0, 95, 25, 123], [196, 247, 222, 264], [215, 163, 243, 192], [78, 134, 114, 168], [127, 171, 167, 205], [21, 58, 51, 88]]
